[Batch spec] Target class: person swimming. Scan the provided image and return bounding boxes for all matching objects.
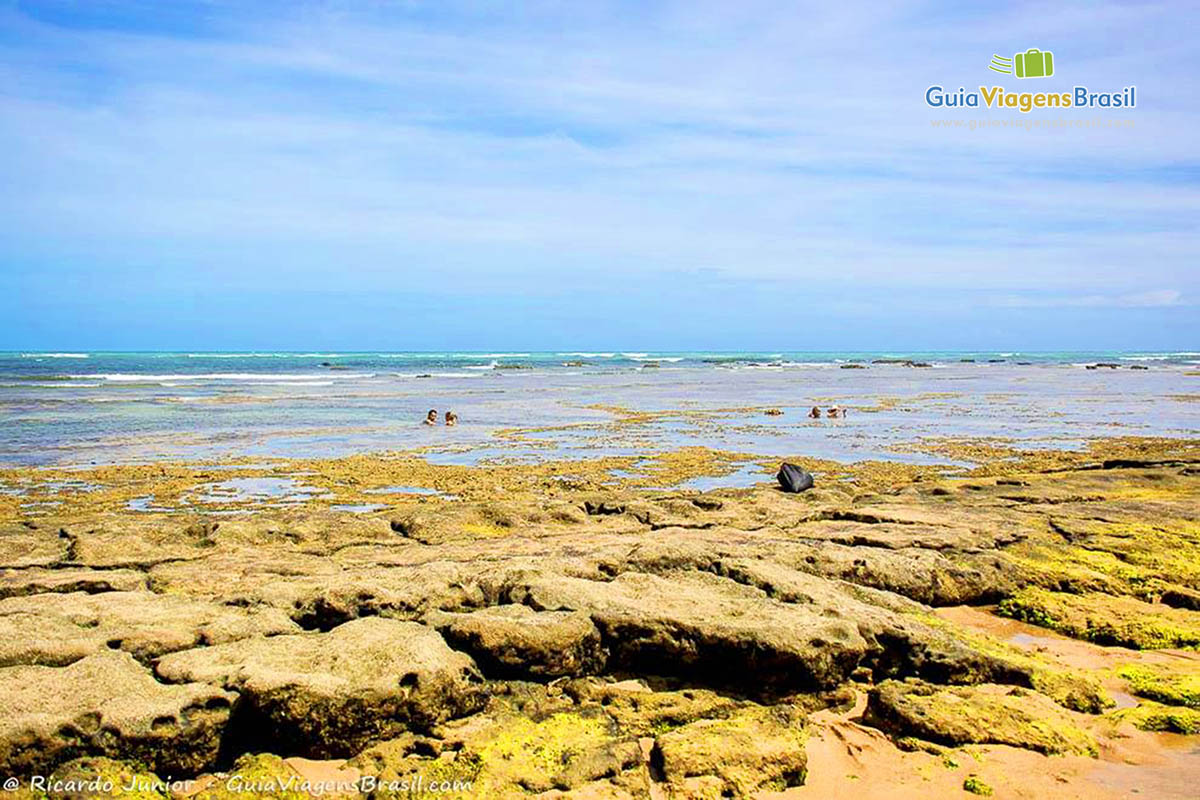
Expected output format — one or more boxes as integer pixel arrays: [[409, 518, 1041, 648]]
[[828, 406, 840, 418], [808, 406, 822, 419], [424, 409, 438, 425], [444, 410, 458, 426]]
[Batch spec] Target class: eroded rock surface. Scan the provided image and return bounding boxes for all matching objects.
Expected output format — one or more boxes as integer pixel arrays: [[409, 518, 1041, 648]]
[[155, 617, 486, 758], [865, 680, 1097, 755], [0, 590, 299, 666], [653, 705, 807, 797], [426, 605, 606, 679], [0, 651, 234, 776], [0, 441, 1196, 790]]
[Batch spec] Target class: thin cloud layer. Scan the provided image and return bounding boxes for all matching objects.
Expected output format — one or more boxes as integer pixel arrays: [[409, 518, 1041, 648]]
[[0, 0, 1196, 349]]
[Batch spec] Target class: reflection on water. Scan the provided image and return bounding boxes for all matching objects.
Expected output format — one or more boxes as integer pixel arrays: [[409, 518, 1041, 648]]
[[193, 477, 327, 504], [656, 463, 771, 492], [362, 485, 446, 496]]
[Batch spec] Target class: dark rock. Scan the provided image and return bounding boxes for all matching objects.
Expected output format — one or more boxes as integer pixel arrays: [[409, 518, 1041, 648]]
[[777, 463, 814, 494]]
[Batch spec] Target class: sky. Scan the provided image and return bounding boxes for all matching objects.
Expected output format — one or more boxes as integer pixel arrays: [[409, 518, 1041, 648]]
[[0, 0, 1196, 351]]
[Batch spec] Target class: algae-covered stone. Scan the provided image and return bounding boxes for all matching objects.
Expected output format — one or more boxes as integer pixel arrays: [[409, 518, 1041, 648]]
[[0, 590, 299, 666], [0, 567, 147, 599], [0, 523, 65, 568], [566, 680, 743, 737], [865, 680, 1096, 755], [155, 617, 485, 758], [0, 651, 234, 776], [354, 710, 642, 798], [508, 570, 869, 693], [1119, 664, 1200, 708], [963, 775, 994, 796], [998, 587, 1200, 649], [775, 541, 1013, 606], [1111, 699, 1200, 734], [653, 705, 807, 797], [426, 605, 606, 679]]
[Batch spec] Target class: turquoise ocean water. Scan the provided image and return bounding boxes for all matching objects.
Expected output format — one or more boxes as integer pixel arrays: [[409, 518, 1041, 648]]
[[2, 351, 1198, 467]]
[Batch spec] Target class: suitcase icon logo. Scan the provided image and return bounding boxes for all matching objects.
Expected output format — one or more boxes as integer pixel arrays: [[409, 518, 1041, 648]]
[[989, 49, 1054, 78]]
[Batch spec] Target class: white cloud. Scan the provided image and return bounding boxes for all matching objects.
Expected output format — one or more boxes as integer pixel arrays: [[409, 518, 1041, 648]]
[[991, 289, 1184, 308], [0, 0, 1196, 303]]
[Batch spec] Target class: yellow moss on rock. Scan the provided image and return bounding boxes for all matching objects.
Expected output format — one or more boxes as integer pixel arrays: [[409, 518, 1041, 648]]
[[1111, 700, 1200, 734], [653, 705, 807, 798], [1119, 664, 1200, 708], [998, 588, 1200, 650], [923, 614, 1112, 713], [866, 681, 1097, 756]]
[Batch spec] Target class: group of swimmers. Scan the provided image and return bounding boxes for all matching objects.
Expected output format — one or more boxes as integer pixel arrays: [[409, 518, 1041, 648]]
[[424, 409, 457, 426], [809, 406, 846, 419]]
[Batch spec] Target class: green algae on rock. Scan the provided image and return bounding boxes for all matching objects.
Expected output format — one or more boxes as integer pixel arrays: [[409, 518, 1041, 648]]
[[998, 588, 1200, 650], [1119, 663, 1200, 708], [1111, 699, 1200, 734], [864, 680, 1098, 756], [652, 705, 807, 798]]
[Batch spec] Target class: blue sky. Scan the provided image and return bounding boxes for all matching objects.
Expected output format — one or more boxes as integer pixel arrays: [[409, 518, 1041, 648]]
[[0, 0, 1196, 350]]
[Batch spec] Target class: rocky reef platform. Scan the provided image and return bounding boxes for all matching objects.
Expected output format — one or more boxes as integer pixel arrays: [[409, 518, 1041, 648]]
[[0, 437, 1197, 798]]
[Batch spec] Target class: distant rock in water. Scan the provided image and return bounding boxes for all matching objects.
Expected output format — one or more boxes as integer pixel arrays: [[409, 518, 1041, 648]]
[[777, 463, 814, 493], [840, 363, 867, 369], [764, 408, 783, 416], [871, 359, 931, 368]]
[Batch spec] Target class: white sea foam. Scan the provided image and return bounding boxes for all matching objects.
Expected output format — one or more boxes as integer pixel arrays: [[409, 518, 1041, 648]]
[[560, 352, 616, 358], [79, 373, 374, 382], [2, 382, 101, 388], [20, 353, 88, 359], [185, 353, 342, 358], [625, 354, 684, 362]]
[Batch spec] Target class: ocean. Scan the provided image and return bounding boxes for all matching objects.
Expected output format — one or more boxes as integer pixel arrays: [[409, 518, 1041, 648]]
[[2, 351, 1198, 467]]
